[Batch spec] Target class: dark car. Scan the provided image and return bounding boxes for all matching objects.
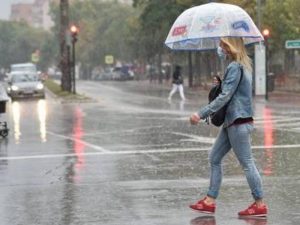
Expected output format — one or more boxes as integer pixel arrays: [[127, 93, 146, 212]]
[[113, 66, 134, 81]]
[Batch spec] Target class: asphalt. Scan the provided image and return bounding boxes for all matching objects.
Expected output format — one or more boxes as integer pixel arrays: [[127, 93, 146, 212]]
[[0, 80, 299, 225]]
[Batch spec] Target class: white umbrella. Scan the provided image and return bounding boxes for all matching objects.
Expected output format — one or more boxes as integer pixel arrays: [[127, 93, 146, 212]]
[[165, 2, 263, 51]]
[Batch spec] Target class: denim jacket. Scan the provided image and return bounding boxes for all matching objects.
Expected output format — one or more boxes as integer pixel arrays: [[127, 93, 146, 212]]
[[197, 61, 253, 128]]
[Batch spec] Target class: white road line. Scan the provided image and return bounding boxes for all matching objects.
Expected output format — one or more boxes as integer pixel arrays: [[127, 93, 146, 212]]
[[83, 125, 164, 136], [254, 117, 300, 124], [253, 144, 300, 149], [0, 147, 211, 161], [1, 143, 299, 161], [47, 131, 111, 153], [172, 132, 215, 144]]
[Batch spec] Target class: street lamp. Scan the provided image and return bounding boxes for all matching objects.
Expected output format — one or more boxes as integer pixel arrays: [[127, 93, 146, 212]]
[[263, 28, 270, 100], [70, 25, 79, 94]]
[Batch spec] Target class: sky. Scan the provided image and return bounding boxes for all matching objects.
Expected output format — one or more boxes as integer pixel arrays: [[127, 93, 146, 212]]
[[0, 0, 34, 20]]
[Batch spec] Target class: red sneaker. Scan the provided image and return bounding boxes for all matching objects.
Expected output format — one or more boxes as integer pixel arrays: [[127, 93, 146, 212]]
[[238, 203, 268, 217], [189, 197, 216, 214]]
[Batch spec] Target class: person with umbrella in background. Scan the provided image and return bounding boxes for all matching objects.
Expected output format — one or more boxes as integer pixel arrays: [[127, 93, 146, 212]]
[[165, 2, 268, 218]]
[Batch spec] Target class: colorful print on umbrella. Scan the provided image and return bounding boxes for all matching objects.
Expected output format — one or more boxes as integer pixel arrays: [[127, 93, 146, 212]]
[[165, 3, 263, 51]]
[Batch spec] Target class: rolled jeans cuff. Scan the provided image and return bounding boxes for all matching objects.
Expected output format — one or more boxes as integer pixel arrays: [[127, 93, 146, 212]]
[[252, 191, 263, 200], [207, 191, 218, 199]]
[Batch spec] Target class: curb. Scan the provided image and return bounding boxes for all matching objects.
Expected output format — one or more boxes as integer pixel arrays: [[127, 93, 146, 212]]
[[45, 87, 97, 104]]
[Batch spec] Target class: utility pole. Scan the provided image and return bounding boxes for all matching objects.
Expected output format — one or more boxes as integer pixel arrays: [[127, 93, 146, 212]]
[[70, 25, 79, 94], [263, 29, 270, 100], [60, 0, 71, 92], [257, 0, 262, 30]]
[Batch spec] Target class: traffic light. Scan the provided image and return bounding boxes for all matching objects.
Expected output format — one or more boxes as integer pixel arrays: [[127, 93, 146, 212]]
[[70, 25, 79, 43], [262, 29, 270, 40], [262, 28, 270, 101]]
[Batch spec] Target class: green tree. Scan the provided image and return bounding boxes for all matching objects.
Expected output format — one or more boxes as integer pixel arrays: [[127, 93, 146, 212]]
[[0, 20, 53, 71], [50, 0, 139, 78], [263, 0, 300, 73]]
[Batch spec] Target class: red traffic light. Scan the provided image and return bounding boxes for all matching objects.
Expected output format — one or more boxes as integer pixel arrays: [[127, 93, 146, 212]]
[[262, 29, 270, 38], [70, 25, 79, 34]]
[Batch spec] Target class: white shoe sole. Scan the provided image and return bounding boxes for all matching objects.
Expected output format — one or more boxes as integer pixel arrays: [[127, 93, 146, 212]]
[[239, 214, 267, 218], [190, 208, 215, 214]]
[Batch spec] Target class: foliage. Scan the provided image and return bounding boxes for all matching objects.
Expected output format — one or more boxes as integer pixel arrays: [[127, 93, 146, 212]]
[[263, 0, 300, 50], [133, 0, 207, 60], [0, 20, 54, 70], [50, 0, 139, 70], [15, 0, 299, 76]]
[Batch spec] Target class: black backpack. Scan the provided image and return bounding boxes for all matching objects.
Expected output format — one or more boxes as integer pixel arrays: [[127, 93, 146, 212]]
[[208, 68, 243, 127]]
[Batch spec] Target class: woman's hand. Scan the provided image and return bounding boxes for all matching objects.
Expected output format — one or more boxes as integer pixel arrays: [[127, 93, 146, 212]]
[[190, 113, 200, 125]]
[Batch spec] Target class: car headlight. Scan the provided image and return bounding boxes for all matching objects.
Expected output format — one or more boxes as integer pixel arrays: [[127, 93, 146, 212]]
[[36, 83, 44, 90], [11, 85, 19, 91]]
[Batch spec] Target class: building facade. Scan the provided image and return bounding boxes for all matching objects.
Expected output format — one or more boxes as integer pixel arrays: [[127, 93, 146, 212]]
[[10, 0, 132, 30], [10, 3, 33, 25], [10, 0, 54, 31]]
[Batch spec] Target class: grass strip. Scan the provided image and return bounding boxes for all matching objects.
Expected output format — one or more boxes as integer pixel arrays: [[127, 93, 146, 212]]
[[44, 79, 90, 100]]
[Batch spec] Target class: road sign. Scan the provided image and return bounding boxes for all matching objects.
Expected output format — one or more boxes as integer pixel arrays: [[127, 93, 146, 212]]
[[105, 55, 114, 64], [31, 52, 40, 63], [285, 40, 300, 49]]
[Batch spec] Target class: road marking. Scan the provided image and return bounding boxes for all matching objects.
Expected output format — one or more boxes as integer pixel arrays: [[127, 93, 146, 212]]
[[83, 125, 164, 136], [0, 144, 300, 161], [172, 132, 215, 144], [254, 117, 300, 124], [0, 147, 211, 161], [47, 131, 111, 153]]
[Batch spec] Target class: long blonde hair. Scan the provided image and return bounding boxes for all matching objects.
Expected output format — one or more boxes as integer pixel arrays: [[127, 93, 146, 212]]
[[220, 37, 252, 72]]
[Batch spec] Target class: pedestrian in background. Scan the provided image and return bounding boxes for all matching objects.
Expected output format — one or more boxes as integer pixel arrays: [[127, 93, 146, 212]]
[[168, 65, 185, 101], [189, 37, 268, 217]]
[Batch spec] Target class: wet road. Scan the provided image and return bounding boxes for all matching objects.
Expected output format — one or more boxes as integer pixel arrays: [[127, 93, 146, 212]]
[[0, 80, 299, 225]]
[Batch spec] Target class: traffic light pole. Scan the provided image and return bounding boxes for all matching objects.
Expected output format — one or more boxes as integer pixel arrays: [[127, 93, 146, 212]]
[[70, 25, 78, 94], [265, 39, 268, 100], [72, 40, 76, 94]]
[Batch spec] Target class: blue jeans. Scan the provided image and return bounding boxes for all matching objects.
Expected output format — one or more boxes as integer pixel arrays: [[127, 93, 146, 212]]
[[207, 123, 263, 200]]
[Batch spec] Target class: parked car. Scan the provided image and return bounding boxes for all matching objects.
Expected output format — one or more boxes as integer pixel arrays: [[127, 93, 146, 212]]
[[112, 66, 134, 81], [100, 68, 114, 80], [6, 72, 45, 100]]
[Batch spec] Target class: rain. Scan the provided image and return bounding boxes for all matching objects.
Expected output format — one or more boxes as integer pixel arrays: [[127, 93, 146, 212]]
[[0, 1, 300, 225]]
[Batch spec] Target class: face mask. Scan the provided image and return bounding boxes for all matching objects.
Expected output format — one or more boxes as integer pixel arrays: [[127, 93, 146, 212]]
[[217, 46, 226, 60]]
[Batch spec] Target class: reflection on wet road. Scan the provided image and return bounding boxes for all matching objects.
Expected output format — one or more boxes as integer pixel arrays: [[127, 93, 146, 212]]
[[263, 107, 274, 176], [0, 81, 299, 225], [11, 99, 47, 144]]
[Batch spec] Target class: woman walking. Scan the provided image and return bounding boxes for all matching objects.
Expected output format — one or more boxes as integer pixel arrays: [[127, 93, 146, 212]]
[[168, 65, 185, 101], [189, 37, 267, 217]]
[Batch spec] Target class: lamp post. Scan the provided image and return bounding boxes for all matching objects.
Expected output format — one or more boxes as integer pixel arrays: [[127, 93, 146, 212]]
[[263, 28, 270, 100], [70, 25, 78, 94]]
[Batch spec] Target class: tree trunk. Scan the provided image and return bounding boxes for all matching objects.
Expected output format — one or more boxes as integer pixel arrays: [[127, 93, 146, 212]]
[[60, 0, 71, 92]]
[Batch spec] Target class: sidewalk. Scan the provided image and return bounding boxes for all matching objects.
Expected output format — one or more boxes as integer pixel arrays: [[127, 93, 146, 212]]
[[131, 79, 300, 107]]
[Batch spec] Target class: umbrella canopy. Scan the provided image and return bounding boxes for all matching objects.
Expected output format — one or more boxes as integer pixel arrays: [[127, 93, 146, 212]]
[[165, 3, 263, 51]]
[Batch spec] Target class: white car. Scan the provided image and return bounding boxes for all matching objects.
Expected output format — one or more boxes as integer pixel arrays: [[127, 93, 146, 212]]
[[7, 73, 45, 100]]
